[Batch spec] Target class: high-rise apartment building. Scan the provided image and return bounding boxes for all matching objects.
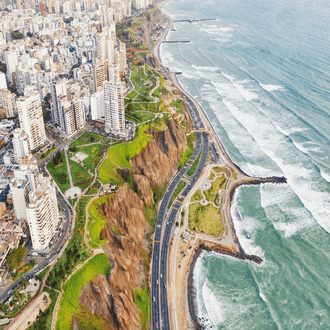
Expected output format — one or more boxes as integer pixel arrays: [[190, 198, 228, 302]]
[[26, 176, 58, 250], [10, 163, 58, 250], [51, 79, 67, 126], [12, 128, 31, 164], [0, 89, 17, 118], [58, 97, 86, 136], [104, 80, 126, 137], [17, 86, 47, 151], [91, 58, 109, 93], [0, 72, 7, 89], [4, 51, 17, 85], [90, 90, 104, 121]]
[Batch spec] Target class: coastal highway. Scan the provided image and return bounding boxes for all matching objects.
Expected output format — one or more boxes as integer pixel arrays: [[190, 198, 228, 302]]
[[151, 88, 208, 329], [160, 132, 208, 330]]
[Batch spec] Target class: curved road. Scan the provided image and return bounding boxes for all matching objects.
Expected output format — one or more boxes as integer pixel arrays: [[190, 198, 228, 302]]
[[151, 81, 209, 328]]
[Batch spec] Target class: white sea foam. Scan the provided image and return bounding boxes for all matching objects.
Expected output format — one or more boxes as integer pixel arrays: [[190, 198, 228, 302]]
[[192, 64, 219, 72], [231, 189, 265, 258], [321, 170, 330, 183], [215, 73, 330, 233], [259, 291, 268, 302], [260, 84, 285, 92], [202, 280, 226, 326]]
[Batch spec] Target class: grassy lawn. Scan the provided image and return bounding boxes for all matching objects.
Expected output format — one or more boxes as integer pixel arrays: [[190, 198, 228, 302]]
[[189, 203, 223, 235], [88, 241, 99, 249], [47, 152, 70, 192], [169, 181, 186, 208], [12, 260, 36, 280], [187, 149, 202, 176], [86, 180, 101, 195], [72, 144, 103, 172], [191, 189, 203, 202], [213, 166, 231, 177], [178, 133, 196, 169], [203, 174, 227, 206], [126, 89, 138, 100], [40, 146, 57, 159], [70, 132, 103, 148], [69, 160, 91, 185], [133, 285, 150, 330], [88, 195, 114, 245], [131, 111, 155, 123], [56, 253, 111, 330], [46, 197, 91, 291], [99, 124, 152, 183]]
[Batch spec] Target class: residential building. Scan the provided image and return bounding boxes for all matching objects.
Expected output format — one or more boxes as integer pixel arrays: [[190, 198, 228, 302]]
[[51, 79, 67, 126], [12, 128, 31, 164], [4, 51, 17, 85], [91, 58, 109, 93], [0, 89, 17, 118], [90, 90, 104, 121], [17, 86, 47, 151], [26, 176, 58, 250], [104, 80, 126, 137], [0, 72, 6, 89]]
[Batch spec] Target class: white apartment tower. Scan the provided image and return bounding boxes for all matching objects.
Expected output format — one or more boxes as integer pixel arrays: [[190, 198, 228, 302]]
[[12, 128, 31, 163], [104, 80, 126, 137], [58, 97, 86, 136], [51, 79, 67, 126], [10, 163, 59, 250], [0, 72, 7, 89], [26, 177, 58, 250], [90, 90, 104, 121], [0, 89, 17, 118], [17, 86, 47, 151], [4, 51, 17, 85]]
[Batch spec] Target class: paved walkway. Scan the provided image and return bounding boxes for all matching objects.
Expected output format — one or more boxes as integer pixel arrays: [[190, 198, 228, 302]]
[[64, 149, 73, 188]]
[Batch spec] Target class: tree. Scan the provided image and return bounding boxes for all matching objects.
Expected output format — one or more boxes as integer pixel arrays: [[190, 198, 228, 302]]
[[6, 245, 28, 270]]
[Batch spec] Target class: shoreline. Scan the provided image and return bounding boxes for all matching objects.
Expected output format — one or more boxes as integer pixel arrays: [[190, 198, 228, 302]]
[[153, 2, 287, 329]]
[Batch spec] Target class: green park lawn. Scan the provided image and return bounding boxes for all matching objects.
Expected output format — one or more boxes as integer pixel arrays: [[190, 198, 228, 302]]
[[70, 132, 103, 148], [47, 152, 70, 192], [72, 144, 102, 172], [191, 189, 203, 202], [98, 124, 152, 184], [69, 160, 92, 185], [40, 146, 57, 159], [56, 253, 111, 330], [88, 195, 115, 245], [126, 89, 138, 100], [188, 203, 223, 235], [203, 174, 227, 206]]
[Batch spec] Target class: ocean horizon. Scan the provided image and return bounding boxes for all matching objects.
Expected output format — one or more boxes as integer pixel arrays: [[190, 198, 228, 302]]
[[160, 0, 330, 328]]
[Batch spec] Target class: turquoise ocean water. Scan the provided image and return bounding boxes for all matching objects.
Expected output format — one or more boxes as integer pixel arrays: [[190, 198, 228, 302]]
[[160, 0, 330, 328]]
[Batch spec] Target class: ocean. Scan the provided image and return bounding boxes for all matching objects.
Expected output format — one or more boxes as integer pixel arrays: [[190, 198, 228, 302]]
[[160, 0, 330, 328]]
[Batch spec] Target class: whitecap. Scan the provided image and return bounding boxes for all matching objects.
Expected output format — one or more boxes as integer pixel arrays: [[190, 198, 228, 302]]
[[320, 170, 330, 183], [260, 84, 285, 92], [259, 291, 268, 302]]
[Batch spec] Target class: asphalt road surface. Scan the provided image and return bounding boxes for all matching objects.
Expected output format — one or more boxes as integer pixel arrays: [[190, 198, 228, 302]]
[[151, 84, 209, 329]]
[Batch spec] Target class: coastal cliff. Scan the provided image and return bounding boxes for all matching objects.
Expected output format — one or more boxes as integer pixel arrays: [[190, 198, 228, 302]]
[[131, 119, 187, 186], [76, 121, 188, 329]]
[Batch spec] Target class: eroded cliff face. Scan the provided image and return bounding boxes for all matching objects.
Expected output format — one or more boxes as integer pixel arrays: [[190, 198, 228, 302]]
[[79, 274, 117, 329], [131, 120, 187, 186], [133, 174, 154, 207], [78, 184, 146, 330], [77, 121, 187, 330]]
